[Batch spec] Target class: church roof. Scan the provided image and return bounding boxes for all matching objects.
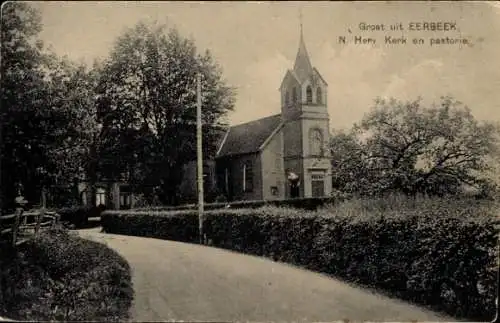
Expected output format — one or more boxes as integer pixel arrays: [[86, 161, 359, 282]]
[[293, 27, 314, 82], [216, 114, 282, 158]]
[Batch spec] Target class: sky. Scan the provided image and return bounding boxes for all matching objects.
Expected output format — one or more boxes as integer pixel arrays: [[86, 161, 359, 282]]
[[31, 1, 500, 130]]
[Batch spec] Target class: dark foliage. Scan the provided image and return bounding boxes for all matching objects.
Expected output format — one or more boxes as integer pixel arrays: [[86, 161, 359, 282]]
[[0, 227, 133, 321], [330, 97, 500, 198]]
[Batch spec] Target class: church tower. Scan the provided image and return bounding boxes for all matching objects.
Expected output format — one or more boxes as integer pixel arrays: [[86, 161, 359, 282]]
[[279, 20, 332, 198]]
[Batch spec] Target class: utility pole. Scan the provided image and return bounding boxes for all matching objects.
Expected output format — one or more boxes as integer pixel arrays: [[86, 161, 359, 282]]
[[196, 73, 204, 244]]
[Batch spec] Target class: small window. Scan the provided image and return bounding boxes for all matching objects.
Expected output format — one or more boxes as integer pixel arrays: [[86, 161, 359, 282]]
[[316, 87, 322, 104], [292, 87, 297, 104], [271, 186, 279, 196], [243, 162, 253, 192], [306, 85, 312, 103], [311, 174, 325, 180], [96, 188, 106, 206], [120, 193, 131, 208]]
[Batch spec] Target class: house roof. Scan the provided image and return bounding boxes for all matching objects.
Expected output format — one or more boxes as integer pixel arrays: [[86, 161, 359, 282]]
[[216, 114, 282, 158]]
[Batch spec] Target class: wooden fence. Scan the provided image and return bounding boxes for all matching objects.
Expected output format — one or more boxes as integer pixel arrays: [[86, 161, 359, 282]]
[[0, 208, 60, 247]]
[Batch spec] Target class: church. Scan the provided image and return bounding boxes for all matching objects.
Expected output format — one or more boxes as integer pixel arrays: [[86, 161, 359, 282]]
[[211, 27, 333, 201], [79, 26, 333, 209]]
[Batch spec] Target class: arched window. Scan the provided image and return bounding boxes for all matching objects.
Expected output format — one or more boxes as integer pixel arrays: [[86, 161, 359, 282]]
[[309, 129, 324, 156], [292, 87, 297, 104], [306, 85, 313, 103], [285, 91, 290, 106], [316, 87, 322, 104]]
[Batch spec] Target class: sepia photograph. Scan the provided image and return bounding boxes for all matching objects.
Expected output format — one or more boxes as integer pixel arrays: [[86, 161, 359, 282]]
[[1, 1, 499, 322]]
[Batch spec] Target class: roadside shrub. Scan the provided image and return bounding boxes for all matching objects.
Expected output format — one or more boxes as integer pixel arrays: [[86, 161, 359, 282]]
[[0, 227, 133, 321], [101, 210, 199, 243], [101, 196, 499, 321], [54, 205, 106, 228]]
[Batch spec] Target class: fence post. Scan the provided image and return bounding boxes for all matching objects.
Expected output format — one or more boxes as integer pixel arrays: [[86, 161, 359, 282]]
[[11, 208, 22, 247], [22, 210, 28, 226], [52, 212, 60, 228], [35, 208, 44, 237], [13, 194, 28, 247]]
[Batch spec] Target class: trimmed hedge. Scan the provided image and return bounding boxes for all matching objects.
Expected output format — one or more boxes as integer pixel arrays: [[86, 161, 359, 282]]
[[133, 195, 350, 212], [0, 227, 133, 321], [101, 196, 499, 321]]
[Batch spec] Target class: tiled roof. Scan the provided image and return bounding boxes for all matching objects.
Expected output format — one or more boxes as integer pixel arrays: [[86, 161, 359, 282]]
[[216, 114, 282, 157]]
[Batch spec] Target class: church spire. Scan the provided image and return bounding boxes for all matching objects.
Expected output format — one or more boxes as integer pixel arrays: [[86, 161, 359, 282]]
[[293, 9, 313, 82]]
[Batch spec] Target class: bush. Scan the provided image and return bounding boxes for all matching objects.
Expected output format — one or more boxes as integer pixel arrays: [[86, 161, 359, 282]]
[[101, 196, 499, 321], [0, 227, 133, 321], [54, 205, 106, 228]]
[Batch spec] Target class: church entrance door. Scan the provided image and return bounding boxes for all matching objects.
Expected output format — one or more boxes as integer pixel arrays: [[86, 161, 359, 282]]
[[311, 180, 325, 197], [311, 172, 325, 197], [287, 172, 300, 198]]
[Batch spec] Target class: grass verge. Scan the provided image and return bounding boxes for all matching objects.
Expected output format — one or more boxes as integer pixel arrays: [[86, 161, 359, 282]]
[[0, 227, 133, 321]]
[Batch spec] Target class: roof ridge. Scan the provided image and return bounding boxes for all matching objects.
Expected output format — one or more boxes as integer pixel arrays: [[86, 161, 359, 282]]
[[230, 113, 281, 128], [217, 113, 283, 158]]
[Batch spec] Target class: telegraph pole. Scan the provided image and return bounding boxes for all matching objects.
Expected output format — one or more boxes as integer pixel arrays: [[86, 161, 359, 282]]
[[196, 73, 204, 244]]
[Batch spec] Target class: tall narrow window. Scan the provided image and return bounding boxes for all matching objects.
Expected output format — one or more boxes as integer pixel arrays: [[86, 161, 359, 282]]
[[292, 87, 297, 104], [316, 87, 322, 104], [224, 168, 229, 193], [309, 129, 324, 156], [285, 91, 290, 106], [243, 162, 253, 192], [306, 85, 313, 103], [81, 190, 87, 206]]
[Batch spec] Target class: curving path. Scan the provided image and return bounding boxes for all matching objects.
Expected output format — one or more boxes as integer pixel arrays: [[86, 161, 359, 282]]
[[77, 228, 455, 322]]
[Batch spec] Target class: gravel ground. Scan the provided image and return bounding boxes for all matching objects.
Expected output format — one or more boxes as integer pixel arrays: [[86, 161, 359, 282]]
[[77, 228, 455, 322]]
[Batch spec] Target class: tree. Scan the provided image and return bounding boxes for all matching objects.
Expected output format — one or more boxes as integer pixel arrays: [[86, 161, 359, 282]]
[[330, 97, 500, 197], [95, 22, 235, 204], [1, 2, 102, 209], [40, 56, 104, 206], [1, 2, 48, 208]]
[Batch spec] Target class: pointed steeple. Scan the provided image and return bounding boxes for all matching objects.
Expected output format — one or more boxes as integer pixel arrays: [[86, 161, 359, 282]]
[[293, 10, 313, 83]]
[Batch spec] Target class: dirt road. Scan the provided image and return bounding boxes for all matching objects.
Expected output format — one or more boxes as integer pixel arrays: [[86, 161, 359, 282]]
[[78, 228, 454, 322]]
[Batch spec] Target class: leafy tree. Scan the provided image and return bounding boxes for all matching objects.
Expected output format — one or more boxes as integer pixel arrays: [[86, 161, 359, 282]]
[[96, 22, 235, 205], [1, 2, 48, 208], [330, 97, 500, 197], [1, 2, 102, 209], [330, 129, 373, 194], [41, 56, 104, 206]]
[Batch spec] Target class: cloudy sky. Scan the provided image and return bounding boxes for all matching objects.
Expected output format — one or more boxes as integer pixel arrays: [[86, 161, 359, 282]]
[[32, 1, 500, 130]]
